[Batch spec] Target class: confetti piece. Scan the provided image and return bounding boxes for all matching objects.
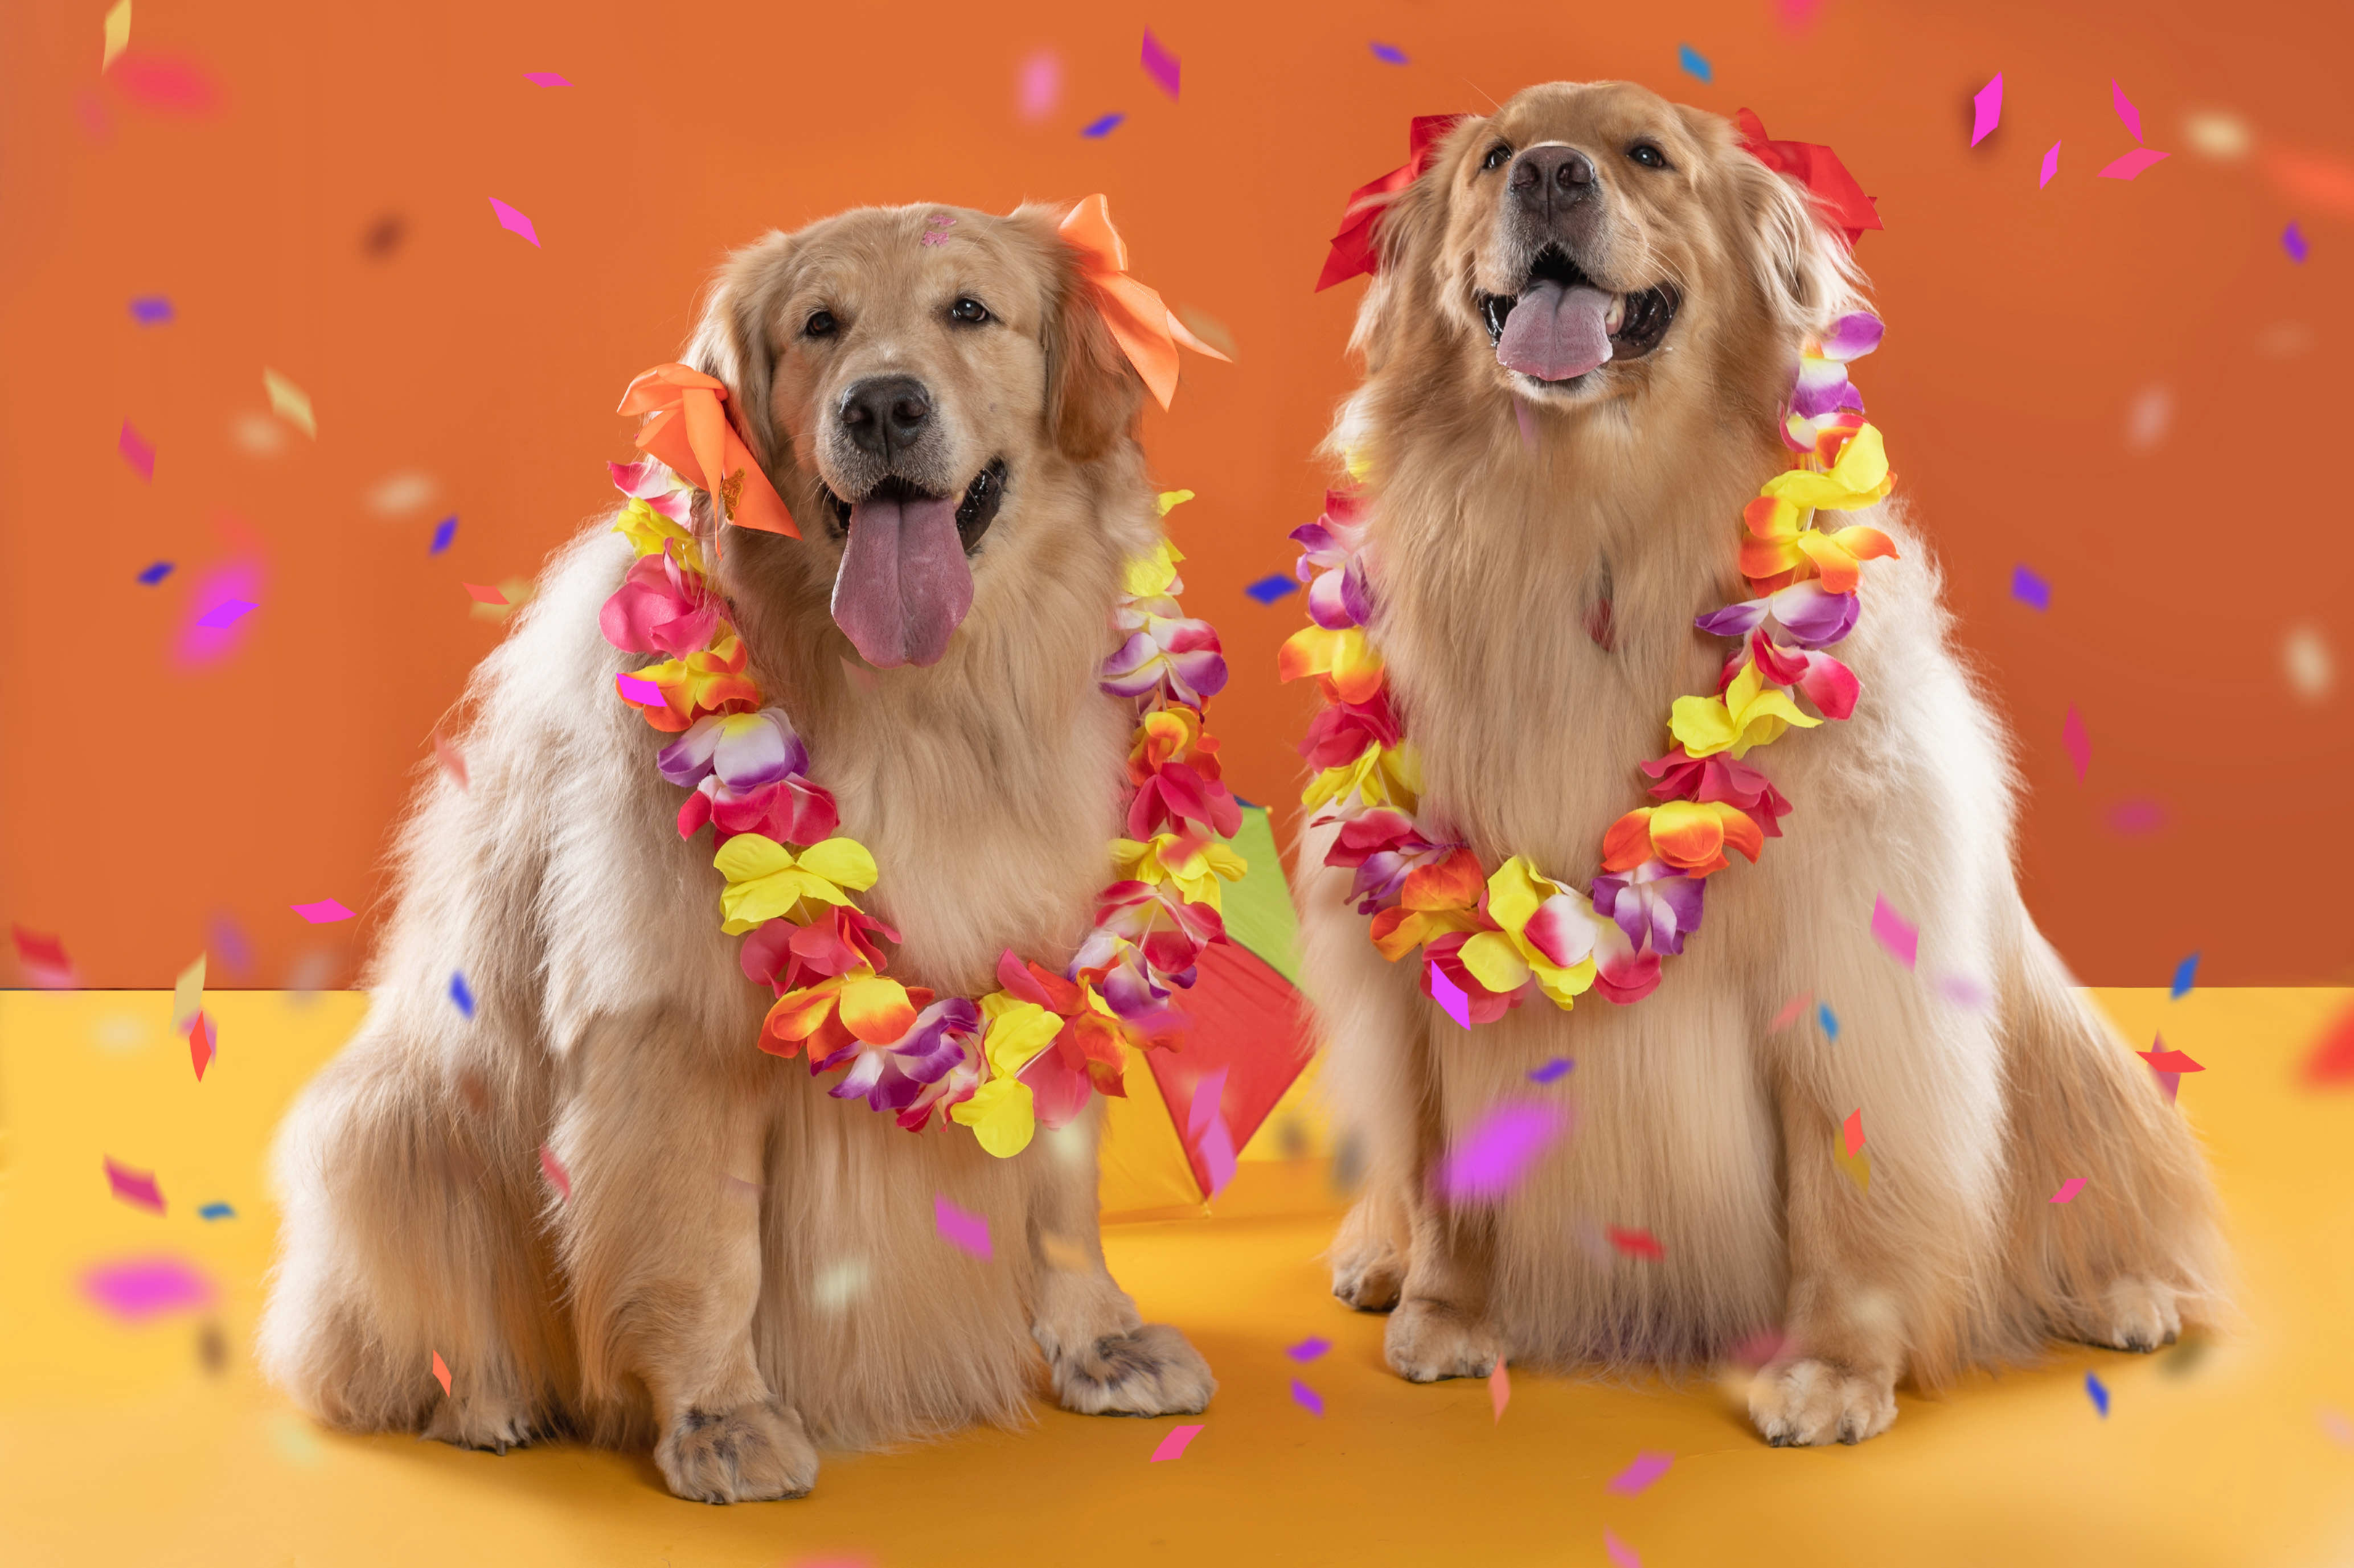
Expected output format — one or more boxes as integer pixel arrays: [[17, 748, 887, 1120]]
[[464, 582, 509, 605], [13, 925, 76, 987], [1436, 1102, 1569, 1203], [2301, 1004, 2354, 1086], [1769, 992, 1813, 1031], [261, 367, 315, 437], [2111, 79, 2143, 143], [1608, 1450, 1674, 1496], [430, 515, 457, 554], [113, 52, 221, 112], [289, 898, 356, 923], [2283, 222, 2309, 263], [102, 0, 131, 69], [523, 71, 571, 86], [1290, 1379, 1324, 1416], [1369, 41, 1409, 65], [1141, 30, 1180, 99], [1080, 112, 1125, 139], [2050, 1177, 2087, 1203], [2137, 1046, 2204, 1074], [934, 1193, 993, 1259], [1834, 1141, 1872, 1195], [1605, 1530, 1642, 1568], [2085, 1371, 2109, 1416], [1607, 1225, 1663, 1260], [1149, 1424, 1204, 1461], [1970, 73, 2003, 147], [195, 599, 256, 629], [616, 673, 661, 704], [539, 1145, 571, 1201], [2040, 141, 2061, 188], [433, 734, 470, 789], [1936, 971, 1993, 1012], [172, 953, 206, 1032], [83, 1257, 216, 1321], [1429, 960, 1473, 1029], [1870, 895, 1919, 969], [1245, 573, 1300, 604], [2062, 704, 2089, 782], [1817, 1001, 1841, 1041], [1528, 1056, 1574, 1084], [188, 1013, 215, 1080], [129, 295, 172, 324], [487, 197, 540, 247], [106, 1157, 165, 1213], [198, 1202, 235, 1220], [1175, 306, 1237, 359], [1490, 1360, 1511, 1421], [1287, 1336, 1332, 1363], [2011, 564, 2050, 611], [2169, 952, 2199, 1000], [1841, 1109, 1865, 1159], [1677, 44, 1711, 83], [432, 1352, 452, 1395], [1015, 49, 1062, 121], [449, 971, 475, 1018], [2107, 799, 2167, 836], [137, 560, 174, 584], [1188, 1068, 1238, 1199], [119, 420, 155, 482], [2098, 148, 2170, 181]]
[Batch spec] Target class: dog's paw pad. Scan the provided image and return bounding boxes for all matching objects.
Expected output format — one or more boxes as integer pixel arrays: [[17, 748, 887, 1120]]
[[1383, 1298, 1500, 1384], [655, 1400, 818, 1503], [1748, 1358, 1897, 1447], [1053, 1322, 1216, 1417], [2088, 1277, 2181, 1353]]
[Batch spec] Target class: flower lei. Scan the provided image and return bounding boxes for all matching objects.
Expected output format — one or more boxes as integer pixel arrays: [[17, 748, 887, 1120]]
[[600, 460, 1244, 1155], [1280, 314, 1896, 1022]]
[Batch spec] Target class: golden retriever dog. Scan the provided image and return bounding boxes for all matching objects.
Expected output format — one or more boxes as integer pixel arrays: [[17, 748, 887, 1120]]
[[1295, 81, 2228, 1445], [258, 202, 1215, 1501]]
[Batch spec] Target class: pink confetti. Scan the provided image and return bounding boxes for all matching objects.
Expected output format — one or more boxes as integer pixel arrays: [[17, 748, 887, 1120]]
[[1015, 49, 1062, 122], [2098, 148, 2170, 181], [105, 1157, 165, 1214], [2062, 704, 2090, 781], [1841, 1109, 1865, 1159], [2111, 79, 2143, 143], [118, 420, 155, 481], [2050, 1177, 2087, 1204], [289, 898, 356, 923], [463, 581, 509, 605], [1140, 30, 1181, 99], [1605, 1530, 1642, 1568], [13, 924, 76, 987], [486, 197, 540, 247], [933, 1193, 993, 1260], [2108, 798, 2167, 835], [112, 52, 223, 113], [1769, 992, 1814, 1031], [1187, 1068, 1238, 1199], [82, 1257, 216, 1320], [2040, 141, 2061, 189], [431, 1351, 452, 1395], [1775, 0, 1824, 28], [1870, 894, 1919, 969], [433, 734, 470, 790], [1429, 960, 1472, 1029], [1607, 1225, 1663, 1260], [616, 673, 662, 705], [1490, 1360, 1511, 1422], [1436, 1102, 1569, 1203], [523, 71, 571, 86], [1969, 73, 2003, 147], [539, 1146, 572, 1201], [1290, 1379, 1324, 1416], [1607, 1450, 1674, 1495], [1149, 1423, 1204, 1461]]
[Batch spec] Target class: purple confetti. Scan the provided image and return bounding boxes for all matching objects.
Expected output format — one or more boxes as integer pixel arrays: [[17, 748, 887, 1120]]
[[1290, 1379, 1324, 1416], [1435, 1101, 1569, 1203], [616, 673, 663, 704], [1608, 1450, 1674, 1495], [2011, 564, 2050, 611], [1369, 41, 1409, 65], [129, 296, 174, 325], [2284, 223, 2309, 263], [195, 599, 256, 629], [934, 1193, 993, 1259], [1429, 960, 1471, 1029], [1287, 1336, 1332, 1363], [1080, 112, 1125, 139], [136, 560, 174, 584], [430, 515, 457, 554], [82, 1257, 216, 1321], [1528, 1056, 1574, 1084], [1140, 30, 1180, 99]]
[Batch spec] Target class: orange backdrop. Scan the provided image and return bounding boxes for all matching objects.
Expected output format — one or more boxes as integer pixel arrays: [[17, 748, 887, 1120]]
[[5, 0, 2350, 989]]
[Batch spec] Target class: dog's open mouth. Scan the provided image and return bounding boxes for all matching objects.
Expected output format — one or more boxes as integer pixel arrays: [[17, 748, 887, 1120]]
[[1476, 248, 1679, 385], [821, 460, 1006, 670]]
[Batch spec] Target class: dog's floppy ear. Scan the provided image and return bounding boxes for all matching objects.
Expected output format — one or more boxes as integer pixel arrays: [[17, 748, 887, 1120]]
[[1719, 142, 1868, 342], [1347, 118, 1481, 374], [682, 231, 797, 472], [1012, 203, 1147, 464]]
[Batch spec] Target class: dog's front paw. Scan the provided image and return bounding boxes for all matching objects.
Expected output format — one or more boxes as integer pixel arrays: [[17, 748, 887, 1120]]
[[422, 1387, 534, 1454], [1383, 1298, 1499, 1383], [2086, 1278, 2182, 1353], [1332, 1238, 1406, 1313], [1051, 1322, 1215, 1417], [1748, 1358, 1897, 1446], [655, 1400, 818, 1503]]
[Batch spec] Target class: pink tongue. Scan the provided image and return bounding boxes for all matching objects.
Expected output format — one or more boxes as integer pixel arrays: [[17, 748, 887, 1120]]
[[831, 491, 973, 669], [1496, 279, 1615, 383]]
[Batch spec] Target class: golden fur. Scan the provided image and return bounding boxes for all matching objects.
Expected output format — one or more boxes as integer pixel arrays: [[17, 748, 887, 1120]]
[[258, 203, 1214, 1502], [1295, 82, 2228, 1444]]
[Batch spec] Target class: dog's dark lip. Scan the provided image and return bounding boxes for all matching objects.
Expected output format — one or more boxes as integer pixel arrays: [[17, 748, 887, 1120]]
[[823, 458, 1007, 554], [1475, 246, 1682, 377]]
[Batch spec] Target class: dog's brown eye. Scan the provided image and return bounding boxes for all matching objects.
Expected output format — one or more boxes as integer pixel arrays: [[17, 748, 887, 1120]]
[[1482, 143, 1513, 172], [804, 310, 836, 338], [1629, 144, 1670, 170], [949, 297, 990, 325]]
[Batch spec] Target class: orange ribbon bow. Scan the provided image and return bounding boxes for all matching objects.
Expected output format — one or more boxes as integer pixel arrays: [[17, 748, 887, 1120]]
[[1058, 194, 1230, 412], [615, 364, 799, 539]]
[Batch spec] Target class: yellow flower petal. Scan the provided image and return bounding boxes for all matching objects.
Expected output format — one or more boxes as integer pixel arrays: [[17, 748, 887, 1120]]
[[1459, 931, 1532, 995], [981, 997, 1062, 1078], [950, 1076, 1036, 1158], [614, 497, 697, 560], [795, 837, 879, 893], [713, 833, 792, 883], [1670, 695, 1741, 758]]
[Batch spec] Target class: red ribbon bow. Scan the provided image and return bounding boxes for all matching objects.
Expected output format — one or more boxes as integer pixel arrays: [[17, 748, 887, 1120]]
[[1735, 110, 1881, 247], [1314, 114, 1468, 291]]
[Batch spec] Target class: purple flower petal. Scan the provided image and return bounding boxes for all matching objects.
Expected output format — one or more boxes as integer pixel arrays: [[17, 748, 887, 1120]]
[[1817, 314, 1884, 362], [1695, 600, 1769, 640], [1767, 581, 1859, 649]]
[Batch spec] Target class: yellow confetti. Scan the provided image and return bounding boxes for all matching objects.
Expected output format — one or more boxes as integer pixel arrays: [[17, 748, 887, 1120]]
[[1156, 489, 1195, 517], [171, 953, 206, 1034], [1834, 1141, 1872, 1195], [102, 0, 130, 70], [262, 368, 317, 438]]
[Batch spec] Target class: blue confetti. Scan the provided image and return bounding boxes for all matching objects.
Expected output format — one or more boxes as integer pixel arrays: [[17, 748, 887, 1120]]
[[2011, 564, 2050, 611], [129, 296, 175, 325], [1080, 112, 1125, 139], [1817, 1002, 1841, 1040], [1528, 1056, 1575, 1084], [2170, 952, 2199, 1000], [198, 1202, 235, 1221], [430, 515, 457, 554], [1245, 573, 1301, 604], [449, 971, 476, 1018], [1369, 41, 1409, 65], [136, 560, 175, 584], [2085, 1371, 2109, 1416], [1678, 44, 1712, 83]]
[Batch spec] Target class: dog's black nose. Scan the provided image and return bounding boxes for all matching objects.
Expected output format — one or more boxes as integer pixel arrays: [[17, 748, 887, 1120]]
[[1510, 145, 1597, 213], [839, 375, 933, 460]]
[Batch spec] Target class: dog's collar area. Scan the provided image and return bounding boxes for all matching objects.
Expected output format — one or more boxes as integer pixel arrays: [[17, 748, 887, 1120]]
[[821, 459, 1007, 555]]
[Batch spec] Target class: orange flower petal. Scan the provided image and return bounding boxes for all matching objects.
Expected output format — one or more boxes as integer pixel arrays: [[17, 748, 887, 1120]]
[[1602, 809, 1656, 873]]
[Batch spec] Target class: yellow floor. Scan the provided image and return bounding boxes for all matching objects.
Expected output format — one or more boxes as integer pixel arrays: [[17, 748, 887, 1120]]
[[4, 989, 2351, 1567]]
